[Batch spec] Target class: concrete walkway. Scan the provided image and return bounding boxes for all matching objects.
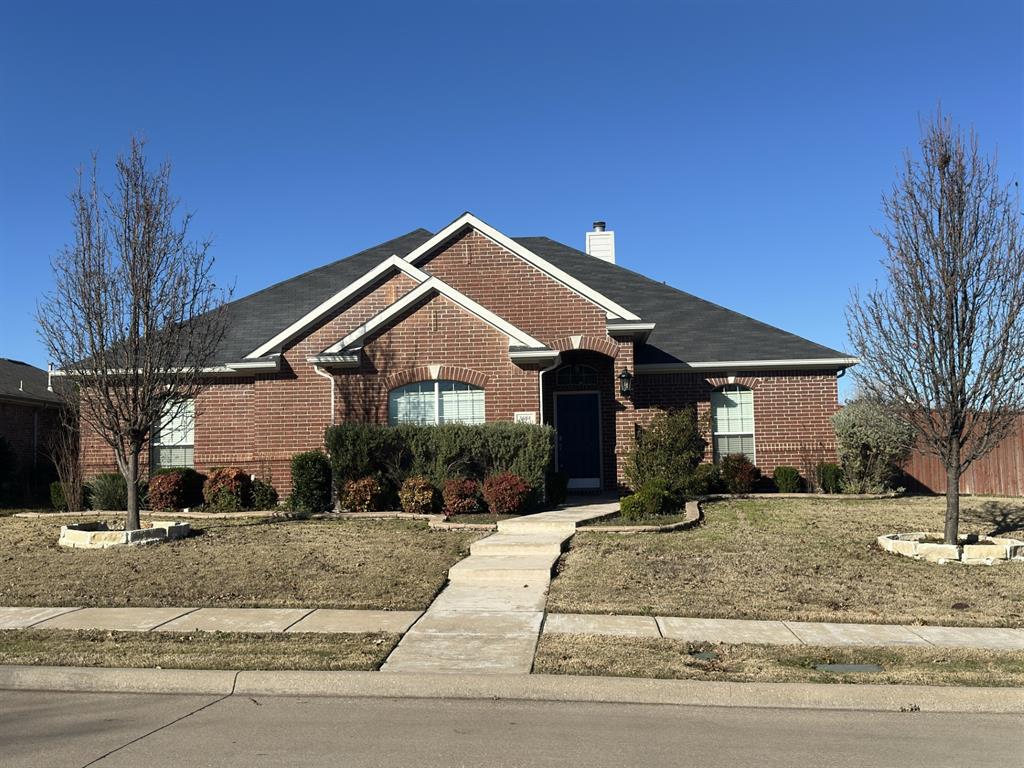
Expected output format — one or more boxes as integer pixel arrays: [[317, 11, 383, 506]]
[[543, 614, 1024, 651], [0, 606, 420, 634], [380, 500, 618, 674]]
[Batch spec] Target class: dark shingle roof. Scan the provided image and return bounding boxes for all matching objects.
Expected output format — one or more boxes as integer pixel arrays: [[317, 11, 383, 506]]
[[516, 237, 849, 366], [213, 226, 848, 367], [215, 229, 434, 363], [0, 359, 62, 405]]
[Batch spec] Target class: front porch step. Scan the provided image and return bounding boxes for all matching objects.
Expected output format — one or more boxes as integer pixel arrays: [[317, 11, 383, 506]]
[[446, 553, 559, 585], [496, 518, 578, 535], [469, 533, 566, 557]]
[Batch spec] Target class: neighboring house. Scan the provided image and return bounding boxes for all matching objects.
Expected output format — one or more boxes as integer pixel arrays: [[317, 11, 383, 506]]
[[81, 213, 856, 492], [0, 358, 62, 503]]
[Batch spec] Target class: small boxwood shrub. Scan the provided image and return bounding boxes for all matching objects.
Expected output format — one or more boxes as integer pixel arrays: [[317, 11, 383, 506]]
[[398, 475, 436, 515], [342, 476, 383, 513], [251, 478, 279, 510], [685, 463, 723, 496], [816, 461, 843, 494], [203, 467, 252, 512], [442, 478, 480, 518], [482, 472, 531, 517], [620, 479, 674, 521], [772, 466, 803, 493], [720, 454, 758, 494], [290, 450, 332, 513]]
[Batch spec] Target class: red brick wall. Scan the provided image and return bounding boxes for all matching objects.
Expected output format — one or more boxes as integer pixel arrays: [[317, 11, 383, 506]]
[[634, 369, 840, 480], [422, 229, 607, 344]]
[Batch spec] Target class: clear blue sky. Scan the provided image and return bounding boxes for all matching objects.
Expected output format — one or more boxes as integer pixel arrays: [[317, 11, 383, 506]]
[[2, 1, 1021, 400]]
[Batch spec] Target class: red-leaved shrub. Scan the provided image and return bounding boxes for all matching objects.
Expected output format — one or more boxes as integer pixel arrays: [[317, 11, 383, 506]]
[[399, 475, 436, 515], [482, 472, 531, 517], [442, 478, 480, 518], [719, 453, 759, 494], [148, 472, 186, 512], [342, 476, 382, 513], [203, 467, 252, 511]]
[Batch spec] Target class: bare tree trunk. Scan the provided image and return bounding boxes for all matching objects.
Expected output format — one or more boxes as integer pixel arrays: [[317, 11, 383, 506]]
[[944, 436, 961, 545], [126, 446, 141, 530]]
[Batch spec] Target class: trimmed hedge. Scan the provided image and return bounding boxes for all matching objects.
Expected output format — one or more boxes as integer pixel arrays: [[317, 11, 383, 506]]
[[324, 422, 554, 504], [482, 472, 531, 516], [398, 476, 436, 515], [720, 454, 758, 494], [251, 478, 279, 510], [203, 467, 252, 512], [150, 467, 206, 510], [342, 476, 383, 513], [620, 479, 675, 521], [290, 450, 332, 513], [442, 478, 481, 517]]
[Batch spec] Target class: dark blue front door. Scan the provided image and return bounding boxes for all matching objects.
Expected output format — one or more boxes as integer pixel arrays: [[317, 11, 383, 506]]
[[555, 392, 601, 489]]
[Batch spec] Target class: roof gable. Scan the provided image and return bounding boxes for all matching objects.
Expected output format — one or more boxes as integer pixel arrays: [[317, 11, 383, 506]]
[[404, 213, 641, 322]]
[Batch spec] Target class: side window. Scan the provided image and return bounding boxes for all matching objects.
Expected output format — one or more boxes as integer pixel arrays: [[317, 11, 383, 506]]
[[711, 385, 754, 463], [152, 399, 195, 469]]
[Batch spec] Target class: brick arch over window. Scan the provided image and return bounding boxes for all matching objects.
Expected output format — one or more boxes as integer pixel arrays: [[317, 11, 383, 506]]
[[550, 335, 619, 359], [704, 375, 762, 391], [383, 365, 491, 391]]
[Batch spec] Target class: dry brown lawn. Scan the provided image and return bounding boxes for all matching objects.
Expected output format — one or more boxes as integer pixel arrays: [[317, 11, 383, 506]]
[[534, 633, 1024, 686], [547, 496, 1024, 626], [0, 628, 398, 670], [0, 515, 481, 609]]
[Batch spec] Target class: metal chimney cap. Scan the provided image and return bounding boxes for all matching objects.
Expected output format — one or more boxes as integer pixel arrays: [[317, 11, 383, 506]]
[[592, 221, 606, 231]]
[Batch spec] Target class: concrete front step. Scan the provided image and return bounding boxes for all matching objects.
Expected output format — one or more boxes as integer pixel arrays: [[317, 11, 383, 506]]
[[446, 553, 559, 585], [469, 533, 566, 557], [496, 518, 578, 535]]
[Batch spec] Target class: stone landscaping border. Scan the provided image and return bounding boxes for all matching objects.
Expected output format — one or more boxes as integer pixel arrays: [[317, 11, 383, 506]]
[[57, 520, 191, 549], [878, 532, 1024, 565], [577, 500, 701, 534], [16, 509, 276, 520]]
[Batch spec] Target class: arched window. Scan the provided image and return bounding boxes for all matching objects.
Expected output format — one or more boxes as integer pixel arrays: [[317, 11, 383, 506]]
[[555, 363, 599, 388], [711, 384, 755, 463], [388, 381, 484, 425]]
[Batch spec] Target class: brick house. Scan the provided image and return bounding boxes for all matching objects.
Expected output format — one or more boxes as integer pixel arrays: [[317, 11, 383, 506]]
[[0, 358, 62, 503], [81, 213, 856, 493]]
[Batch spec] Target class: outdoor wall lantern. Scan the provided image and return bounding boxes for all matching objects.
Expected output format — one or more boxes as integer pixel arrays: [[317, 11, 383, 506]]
[[618, 367, 634, 398]]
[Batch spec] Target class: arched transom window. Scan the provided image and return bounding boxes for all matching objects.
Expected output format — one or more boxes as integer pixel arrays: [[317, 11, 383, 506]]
[[388, 381, 484, 425], [555, 363, 599, 388], [711, 384, 755, 463]]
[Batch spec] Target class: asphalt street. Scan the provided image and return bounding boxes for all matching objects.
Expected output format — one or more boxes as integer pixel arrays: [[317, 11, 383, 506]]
[[3, 689, 1022, 767]]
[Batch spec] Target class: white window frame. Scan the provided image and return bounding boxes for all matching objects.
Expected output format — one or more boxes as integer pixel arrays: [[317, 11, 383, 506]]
[[388, 381, 485, 426], [151, 399, 195, 470], [711, 385, 755, 464]]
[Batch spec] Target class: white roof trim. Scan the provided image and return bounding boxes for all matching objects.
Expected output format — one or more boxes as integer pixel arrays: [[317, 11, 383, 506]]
[[322, 276, 547, 354], [403, 212, 642, 322], [245, 255, 431, 359], [636, 357, 859, 373], [52, 357, 282, 377]]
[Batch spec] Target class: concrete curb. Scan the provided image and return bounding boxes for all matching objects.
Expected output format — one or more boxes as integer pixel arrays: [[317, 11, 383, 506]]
[[2, 665, 1022, 713]]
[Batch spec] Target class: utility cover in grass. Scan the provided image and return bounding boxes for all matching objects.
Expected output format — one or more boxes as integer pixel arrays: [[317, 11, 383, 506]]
[[690, 651, 719, 661], [815, 663, 883, 673]]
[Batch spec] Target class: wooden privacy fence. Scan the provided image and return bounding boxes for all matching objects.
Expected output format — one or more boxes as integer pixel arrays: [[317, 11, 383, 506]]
[[902, 415, 1024, 496]]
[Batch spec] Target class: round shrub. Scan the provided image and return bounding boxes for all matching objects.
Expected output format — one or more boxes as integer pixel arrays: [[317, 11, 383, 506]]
[[772, 466, 803, 493], [251, 478, 279, 510], [342, 476, 383, 514], [685, 463, 723, 496], [625, 409, 706, 497], [290, 450, 332, 513], [482, 472, 531, 517], [399, 475, 436, 515], [831, 398, 915, 493], [442, 478, 480, 518], [816, 461, 843, 494], [619, 479, 674, 521], [149, 468, 206, 511], [720, 454, 758, 494], [203, 467, 252, 511]]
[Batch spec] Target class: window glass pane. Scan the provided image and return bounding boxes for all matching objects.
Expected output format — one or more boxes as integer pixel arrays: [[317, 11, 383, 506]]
[[439, 381, 484, 424], [711, 386, 754, 463], [152, 400, 194, 469], [388, 382, 435, 425]]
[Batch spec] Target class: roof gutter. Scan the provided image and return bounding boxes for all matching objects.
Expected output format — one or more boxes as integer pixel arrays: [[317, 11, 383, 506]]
[[636, 357, 859, 373], [52, 357, 282, 378]]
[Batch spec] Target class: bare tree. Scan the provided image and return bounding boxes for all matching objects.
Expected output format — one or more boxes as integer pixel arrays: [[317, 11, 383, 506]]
[[46, 392, 83, 512], [848, 111, 1024, 544], [38, 138, 229, 530]]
